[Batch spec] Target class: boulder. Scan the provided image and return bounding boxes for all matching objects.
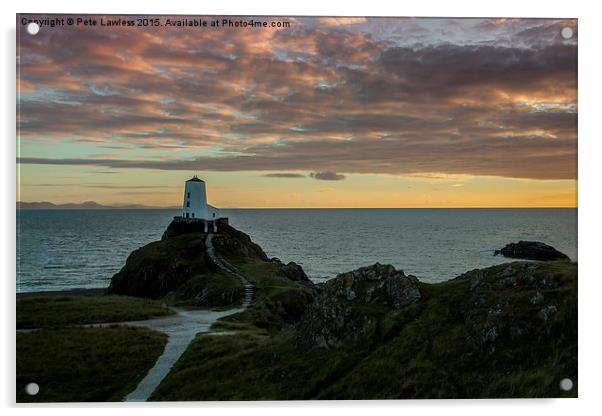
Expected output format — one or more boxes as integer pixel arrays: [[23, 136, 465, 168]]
[[297, 263, 421, 351], [494, 241, 569, 261]]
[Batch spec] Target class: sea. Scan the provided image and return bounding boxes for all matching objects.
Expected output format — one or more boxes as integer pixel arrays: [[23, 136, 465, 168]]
[[16, 208, 577, 293]]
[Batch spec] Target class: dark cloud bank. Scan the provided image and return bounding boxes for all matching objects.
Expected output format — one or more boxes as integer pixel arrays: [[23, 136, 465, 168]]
[[17, 17, 577, 181]]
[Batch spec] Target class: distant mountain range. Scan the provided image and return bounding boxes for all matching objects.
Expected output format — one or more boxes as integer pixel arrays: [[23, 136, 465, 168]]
[[17, 201, 180, 210]]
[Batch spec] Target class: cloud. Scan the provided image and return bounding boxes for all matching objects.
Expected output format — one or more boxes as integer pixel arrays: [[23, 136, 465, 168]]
[[309, 171, 346, 181], [319, 17, 368, 26], [16, 16, 577, 182], [22, 182, 174, 189], [262, 173, 306, 178]]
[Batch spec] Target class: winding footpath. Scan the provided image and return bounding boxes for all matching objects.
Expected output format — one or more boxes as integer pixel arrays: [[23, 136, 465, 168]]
[[121, 233, 254, 402], [205, 233, 254, 308]]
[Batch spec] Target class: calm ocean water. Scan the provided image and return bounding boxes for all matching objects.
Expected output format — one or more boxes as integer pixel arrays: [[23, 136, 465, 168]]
[[16, 208, 577, 292]]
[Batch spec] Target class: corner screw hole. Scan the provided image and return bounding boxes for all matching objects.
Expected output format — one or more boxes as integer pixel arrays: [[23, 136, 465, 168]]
[[25, 382, 39, 396], [561, 27, 573, 40], [559, 378, 573, 391], [26, 22, 40, 36]]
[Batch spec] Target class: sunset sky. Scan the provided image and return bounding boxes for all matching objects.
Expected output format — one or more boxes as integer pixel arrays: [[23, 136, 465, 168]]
[[17, 16, 577, 208]]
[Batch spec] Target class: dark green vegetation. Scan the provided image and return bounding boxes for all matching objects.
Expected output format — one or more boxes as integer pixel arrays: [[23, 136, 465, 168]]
[[163, 269, 244, 307], [17, 219, 576, 401], [16, 293, 171, 402], [16, 220, 314, 402], [217, 257, 315, 330], [17, 294, 173, 329], [108, 232, 242, 305], [151, 260, 577, 400], [17, 326, 167, 402], [108, 220, 311, 309]]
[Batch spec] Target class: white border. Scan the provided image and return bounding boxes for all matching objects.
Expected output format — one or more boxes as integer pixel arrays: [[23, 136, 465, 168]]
[[3, 1, 601, 415]]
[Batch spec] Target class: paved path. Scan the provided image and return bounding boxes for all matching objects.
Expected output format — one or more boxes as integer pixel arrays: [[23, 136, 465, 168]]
[[121, 233, 254, 402], [121, 307, 242, 402], [205, 233, 254, 308]]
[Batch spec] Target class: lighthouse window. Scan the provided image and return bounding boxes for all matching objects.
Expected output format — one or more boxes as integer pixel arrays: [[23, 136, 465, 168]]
[[213, 213, 216, 218], [187, 192, 190, 198], [191, 213, 195, 218], [186, 201, 190, 207]]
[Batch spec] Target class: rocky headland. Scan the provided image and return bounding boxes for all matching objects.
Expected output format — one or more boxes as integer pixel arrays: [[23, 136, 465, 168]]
[[109, 220, 311, 307], [20, 220, 575, 401], [103, 220, 576, 399]]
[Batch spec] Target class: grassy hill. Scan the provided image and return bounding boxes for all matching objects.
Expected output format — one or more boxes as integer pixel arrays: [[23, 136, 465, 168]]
[[151, 260, 577, 400]]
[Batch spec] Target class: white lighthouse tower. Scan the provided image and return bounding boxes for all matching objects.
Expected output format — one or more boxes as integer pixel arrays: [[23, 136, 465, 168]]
[[181, 175, 223, 232]]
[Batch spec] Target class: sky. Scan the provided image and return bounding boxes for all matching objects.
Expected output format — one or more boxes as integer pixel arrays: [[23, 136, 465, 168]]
[[17, 16, 577, 207]]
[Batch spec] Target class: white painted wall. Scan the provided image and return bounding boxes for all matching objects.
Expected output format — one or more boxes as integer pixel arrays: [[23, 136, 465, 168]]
[[182, 178, 207, 219], [181, 177, 223, 221], [207, 204, 220, 220]]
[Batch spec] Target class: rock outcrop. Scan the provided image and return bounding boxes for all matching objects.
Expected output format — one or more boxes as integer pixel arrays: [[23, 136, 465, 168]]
[[464, 262, 563, 292], [297, 263, 421, 351], [109, 219, 308, 304], [494, 241, 569, 261], [271, 259, 312, 284], [457, 261, 573, 354]]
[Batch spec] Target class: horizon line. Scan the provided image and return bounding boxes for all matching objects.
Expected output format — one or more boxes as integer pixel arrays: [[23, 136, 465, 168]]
[[16, 202, 578, 210]]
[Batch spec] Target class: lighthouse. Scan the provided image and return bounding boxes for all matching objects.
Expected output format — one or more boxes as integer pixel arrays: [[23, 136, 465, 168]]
[[180, 175, 223, 232]]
